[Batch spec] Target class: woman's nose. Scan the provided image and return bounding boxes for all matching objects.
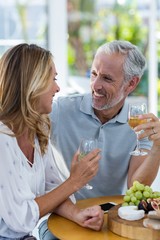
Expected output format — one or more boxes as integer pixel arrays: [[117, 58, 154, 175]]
[[56, 82, 60, 92]]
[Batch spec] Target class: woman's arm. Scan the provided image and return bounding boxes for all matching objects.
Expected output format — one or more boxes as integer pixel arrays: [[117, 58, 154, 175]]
[[35, 149, 101, 217], [35, 149, 104, 231], [54, 198, 104, 231]]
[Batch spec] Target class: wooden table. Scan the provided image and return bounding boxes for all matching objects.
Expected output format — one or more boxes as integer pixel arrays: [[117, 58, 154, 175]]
[[47, 195, 128, 240]]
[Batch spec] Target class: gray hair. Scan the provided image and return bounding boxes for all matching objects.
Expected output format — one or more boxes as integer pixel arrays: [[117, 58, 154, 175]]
[[96, 40, 146, 82]]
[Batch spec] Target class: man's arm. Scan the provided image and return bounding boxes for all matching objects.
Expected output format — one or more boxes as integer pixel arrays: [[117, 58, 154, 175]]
[[127, 113, 160, 187]]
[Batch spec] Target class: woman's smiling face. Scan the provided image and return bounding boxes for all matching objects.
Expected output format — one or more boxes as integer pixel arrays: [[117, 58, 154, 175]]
[[37, 63, 60, 114]]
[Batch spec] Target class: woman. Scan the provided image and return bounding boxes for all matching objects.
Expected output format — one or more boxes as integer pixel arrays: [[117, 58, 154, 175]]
[[0, 44, 103, 239]]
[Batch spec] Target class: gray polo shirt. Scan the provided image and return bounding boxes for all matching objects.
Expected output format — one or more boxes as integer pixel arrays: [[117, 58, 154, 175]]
[[50, 93, 152, 200]]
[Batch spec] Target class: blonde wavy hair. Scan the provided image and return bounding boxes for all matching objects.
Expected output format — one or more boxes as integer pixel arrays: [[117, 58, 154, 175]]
[[0, 43, 53, 155]]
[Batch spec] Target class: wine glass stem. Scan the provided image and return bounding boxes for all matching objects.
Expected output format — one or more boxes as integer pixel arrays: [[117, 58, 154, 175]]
[[85, 183, 93, 190], [135, 132, 140, 152]]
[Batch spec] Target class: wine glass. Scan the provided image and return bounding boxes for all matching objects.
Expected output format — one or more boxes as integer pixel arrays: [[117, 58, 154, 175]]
[[78, 138, 97, 190], [128, 103, 148, 156]]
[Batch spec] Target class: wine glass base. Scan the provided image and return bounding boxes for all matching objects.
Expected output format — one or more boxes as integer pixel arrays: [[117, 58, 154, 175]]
[[129, 150, 148, 156], [85, 184, 93, 190]]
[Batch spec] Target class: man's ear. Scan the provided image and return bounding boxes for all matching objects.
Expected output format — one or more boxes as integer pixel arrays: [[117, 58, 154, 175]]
[[125, 76, 140, 94]]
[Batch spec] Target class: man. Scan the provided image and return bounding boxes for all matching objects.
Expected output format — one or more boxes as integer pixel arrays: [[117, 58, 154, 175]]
[[50, 40, 160, 201]]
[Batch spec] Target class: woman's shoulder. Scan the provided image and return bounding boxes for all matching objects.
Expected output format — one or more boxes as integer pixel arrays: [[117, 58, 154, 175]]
[[0, 122, 14, 143]]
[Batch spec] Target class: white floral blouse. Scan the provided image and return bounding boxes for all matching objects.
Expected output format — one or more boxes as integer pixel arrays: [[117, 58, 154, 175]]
[[0, 122, 73, 239]]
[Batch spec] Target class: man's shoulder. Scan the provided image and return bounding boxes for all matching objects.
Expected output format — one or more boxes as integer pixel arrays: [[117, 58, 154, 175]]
[[55, 93, 90, 105]]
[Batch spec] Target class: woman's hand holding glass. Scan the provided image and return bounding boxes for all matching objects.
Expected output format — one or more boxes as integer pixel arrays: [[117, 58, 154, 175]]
[[70, 138, 100, 191], [78, 138, 98, 189]]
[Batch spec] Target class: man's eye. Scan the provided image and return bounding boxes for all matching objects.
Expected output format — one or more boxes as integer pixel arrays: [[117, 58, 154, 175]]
[[103, 76, 112, 82]]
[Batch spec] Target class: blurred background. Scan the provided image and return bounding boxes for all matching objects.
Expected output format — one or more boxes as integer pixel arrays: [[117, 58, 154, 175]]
[[0, 0, 160, 115]]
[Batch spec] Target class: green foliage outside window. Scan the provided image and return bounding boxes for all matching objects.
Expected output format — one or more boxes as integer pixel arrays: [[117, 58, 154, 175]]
[[68, 0, 152, 98]]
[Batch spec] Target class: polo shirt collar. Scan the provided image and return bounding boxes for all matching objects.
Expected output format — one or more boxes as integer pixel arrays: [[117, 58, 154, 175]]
[[80, 93, 128, 124]]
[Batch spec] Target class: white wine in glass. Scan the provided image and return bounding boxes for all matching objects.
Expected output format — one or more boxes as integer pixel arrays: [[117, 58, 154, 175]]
[[78, 138, 97, 190], [128, 103, 148, 156]]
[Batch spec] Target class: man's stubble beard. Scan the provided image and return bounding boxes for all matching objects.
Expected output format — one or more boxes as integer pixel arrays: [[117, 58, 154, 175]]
[[92, 87, 126, 111]]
